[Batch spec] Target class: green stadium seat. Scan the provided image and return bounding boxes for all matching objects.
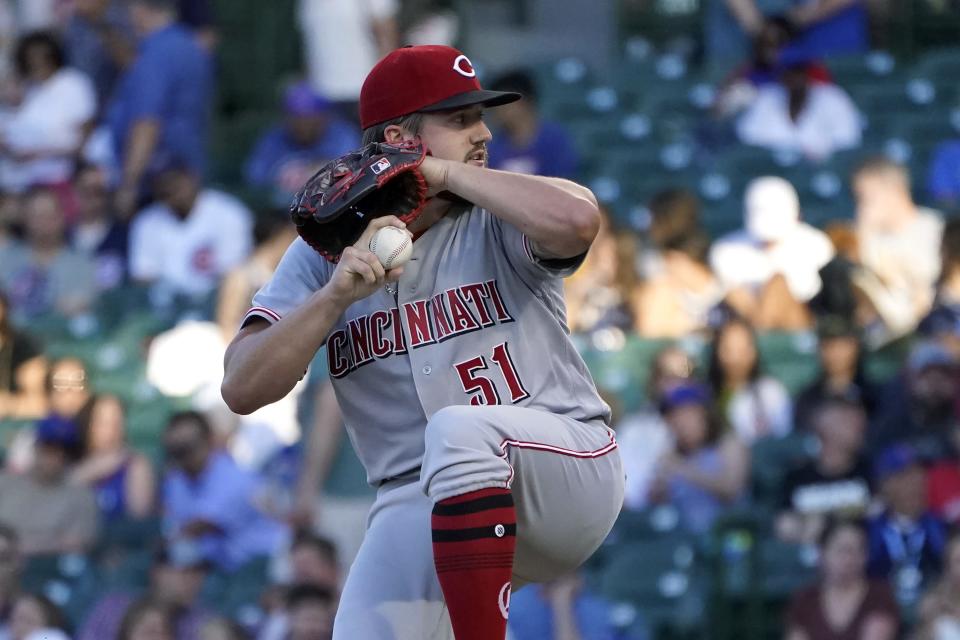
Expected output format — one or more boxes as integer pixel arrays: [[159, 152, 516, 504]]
[[599, 540, 707, 634], [756, 332, 819, 395], [758, 539, 819, 598], [913, 47, 960, 87], [826, 52, 899, 87], [749, 432, 817, 509]]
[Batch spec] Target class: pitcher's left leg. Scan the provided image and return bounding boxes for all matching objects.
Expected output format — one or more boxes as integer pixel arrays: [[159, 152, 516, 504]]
[[420, 405, 623, 634]]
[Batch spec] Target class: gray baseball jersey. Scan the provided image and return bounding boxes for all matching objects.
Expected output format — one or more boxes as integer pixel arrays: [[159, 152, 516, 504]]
[[244, 203, 611, 485]]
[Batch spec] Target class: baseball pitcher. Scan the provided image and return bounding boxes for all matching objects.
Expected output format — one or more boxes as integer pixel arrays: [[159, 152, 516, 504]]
[[222, 45, 624, 640]]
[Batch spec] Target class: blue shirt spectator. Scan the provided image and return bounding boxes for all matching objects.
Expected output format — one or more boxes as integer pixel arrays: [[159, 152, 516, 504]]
[[866, 445, 949, 608], [244, 83, 359, 204], [486, 70, 579, 179], [64, 0, 134, 106], [162, 411, 287, 572], [508, 575, 640, 640], [106, 0, 213, 216], [927, 140, 960, 208], [791, 2, 868, 59]]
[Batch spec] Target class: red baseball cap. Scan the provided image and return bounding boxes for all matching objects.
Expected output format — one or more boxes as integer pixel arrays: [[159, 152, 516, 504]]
[[359, 45, 522, 130]]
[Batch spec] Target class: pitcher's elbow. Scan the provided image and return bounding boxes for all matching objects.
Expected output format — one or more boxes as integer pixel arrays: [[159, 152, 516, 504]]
[[221, 378, 254, 415]]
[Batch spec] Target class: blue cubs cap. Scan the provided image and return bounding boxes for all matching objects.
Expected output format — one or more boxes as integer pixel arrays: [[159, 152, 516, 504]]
[[873, 444, 920, 482], [35, 415, 80, 449], [284, 82, 331, 116], [658, 382, 710, 415]]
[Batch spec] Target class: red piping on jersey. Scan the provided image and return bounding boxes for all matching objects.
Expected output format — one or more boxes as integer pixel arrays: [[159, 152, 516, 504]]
[[497, 426, 618, 487], [246, 306, 282, 322]]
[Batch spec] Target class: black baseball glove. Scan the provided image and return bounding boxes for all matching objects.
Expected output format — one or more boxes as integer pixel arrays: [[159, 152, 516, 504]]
[[290, 138, 429, 262]]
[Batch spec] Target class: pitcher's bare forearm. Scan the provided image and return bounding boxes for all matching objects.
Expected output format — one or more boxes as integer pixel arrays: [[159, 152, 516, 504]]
[[442, 161, 600, 259], [222, 287, 349, 414]]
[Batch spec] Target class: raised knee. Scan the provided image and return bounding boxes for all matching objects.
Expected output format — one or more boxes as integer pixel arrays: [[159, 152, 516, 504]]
[[425, 405, 482, 445]]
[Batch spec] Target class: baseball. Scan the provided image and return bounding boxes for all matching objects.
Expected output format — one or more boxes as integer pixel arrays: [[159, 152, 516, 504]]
[[369, 226, 413, 269]]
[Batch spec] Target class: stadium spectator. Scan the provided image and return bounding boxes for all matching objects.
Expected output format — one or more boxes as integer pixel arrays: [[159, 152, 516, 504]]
[[8, 592, 68, 640], [709, 177, 834, 330], [79, 545, 213, 640], [400, 0, 459, 46], [635, 189, 721, 338], [5, 356, 95, 474], [853, 157, 944, 342], [870, 341, 959, 461], [281, 584, 335, 640], [563, 208, 636, 334], [70, 394, 156, 521], [117, 598, 175, 640], [486, 70, 579, 180], [917, 218, 960, 358], [45, 356, 94, 421], [287, 532, 339, 592], [785, 518, 898, 640], [0, 30, 97, 194], [619, 345, 695, 510], [507, 572, 629, 640], [0, 525, 21, 639], [129, 163, 253, 300], [706, 0, 868, 70], [107, 0, 213, 218], [867, 444, 948, 608], [713, 17, 834, 119], [161, 411, 287, 572], [736, 53, 861, 161], [71, 162, 128, 290], [177, 0, 218, 50], [926, 138, 960, 210], [0, 289, 47, 420], [927, 423, 960, 526], [0, 187, 97, 321], [244, 82, 358, 205], [776, 395, 872, 544], [647, 383, 749, 534], [915, 532, 960, 640], [297, 0, 399, 122], [199, 617, 249, 640], [64, 0, 135, 106], [707, 317, 793, 442], [259, 533, 341, 640], [217, 213, 297, 341], [793, 315, 879, 430], [0, 415, 99, 555]]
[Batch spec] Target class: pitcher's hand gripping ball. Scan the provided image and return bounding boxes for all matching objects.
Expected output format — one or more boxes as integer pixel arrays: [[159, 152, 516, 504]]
[[289, 138, 428, 262]]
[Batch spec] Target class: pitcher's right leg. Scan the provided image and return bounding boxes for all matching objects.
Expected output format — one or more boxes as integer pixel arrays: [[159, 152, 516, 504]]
[[333, 479, 453, 640]]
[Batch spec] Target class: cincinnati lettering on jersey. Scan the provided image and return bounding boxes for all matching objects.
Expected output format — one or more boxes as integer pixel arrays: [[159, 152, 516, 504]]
[[327, 279, 514, 379]]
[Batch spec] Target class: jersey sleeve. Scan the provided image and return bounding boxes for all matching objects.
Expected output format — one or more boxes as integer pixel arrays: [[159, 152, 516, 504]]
[[490, 212, 586, 284], [242, 238, 330, 327]]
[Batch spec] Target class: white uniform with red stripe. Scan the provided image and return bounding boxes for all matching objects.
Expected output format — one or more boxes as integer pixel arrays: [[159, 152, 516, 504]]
[[244, 202, 623, 639]]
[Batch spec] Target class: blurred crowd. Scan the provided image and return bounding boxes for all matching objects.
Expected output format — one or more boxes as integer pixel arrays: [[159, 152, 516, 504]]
[[0, 0, 957, 639]]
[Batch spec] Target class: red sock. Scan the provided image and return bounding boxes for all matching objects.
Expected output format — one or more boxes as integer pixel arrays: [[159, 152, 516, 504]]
[[432, 487, 516, 640]]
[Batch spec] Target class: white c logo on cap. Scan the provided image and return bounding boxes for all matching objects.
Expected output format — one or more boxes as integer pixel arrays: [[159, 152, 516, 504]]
[[452, 54, 476, 78]]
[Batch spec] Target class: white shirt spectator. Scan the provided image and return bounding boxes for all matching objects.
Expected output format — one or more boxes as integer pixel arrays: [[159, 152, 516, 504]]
[[710, 225, 834, 302], [726, 376, 793, 443], [710, 177, 835, 302], [129, 190, 253, 297], [736, 82, 862, 160], [616, 410, 673, 510], [298, 0, 398, 102], [0, 67, 96, 191], [855, 207, 943, 338]]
